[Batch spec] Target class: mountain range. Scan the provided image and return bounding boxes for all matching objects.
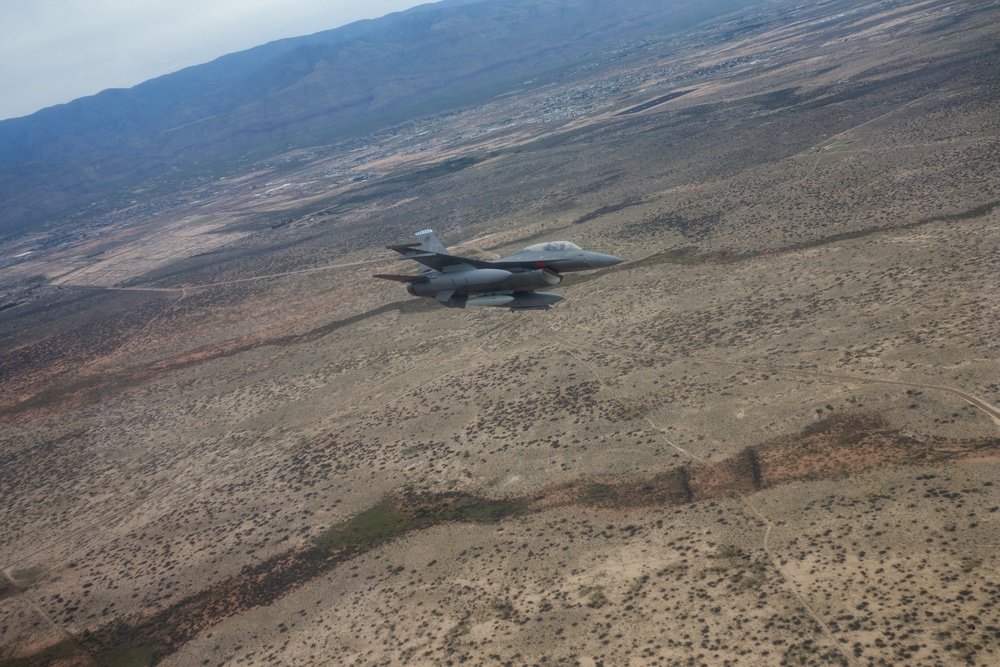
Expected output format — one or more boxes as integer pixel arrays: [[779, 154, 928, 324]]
[[0, 0, 753, 237]]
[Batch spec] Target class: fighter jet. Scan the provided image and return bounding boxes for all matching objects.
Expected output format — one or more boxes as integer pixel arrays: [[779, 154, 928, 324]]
[[375, 229, 623, 310]]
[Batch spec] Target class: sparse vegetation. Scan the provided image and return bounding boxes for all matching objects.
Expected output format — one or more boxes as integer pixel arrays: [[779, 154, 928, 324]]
[[1, 0, 998, 665]]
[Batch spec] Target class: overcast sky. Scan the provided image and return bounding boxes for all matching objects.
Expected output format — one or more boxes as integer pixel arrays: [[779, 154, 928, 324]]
[[0, 0, 431, 121]]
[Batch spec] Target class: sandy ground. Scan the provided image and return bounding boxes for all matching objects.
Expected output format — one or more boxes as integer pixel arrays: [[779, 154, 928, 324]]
[[1, 0, 999, 665]]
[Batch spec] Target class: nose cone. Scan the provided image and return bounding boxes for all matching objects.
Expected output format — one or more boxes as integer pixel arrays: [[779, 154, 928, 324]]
[[587, 252, 625, 269]]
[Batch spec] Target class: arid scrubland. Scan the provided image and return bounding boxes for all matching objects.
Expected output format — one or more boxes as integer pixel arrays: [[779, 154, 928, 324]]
[[1, 0, 999, 665]]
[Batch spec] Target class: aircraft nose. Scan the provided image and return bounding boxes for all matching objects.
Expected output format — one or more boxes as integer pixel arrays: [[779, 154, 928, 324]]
[[587, 252, 625, 269]]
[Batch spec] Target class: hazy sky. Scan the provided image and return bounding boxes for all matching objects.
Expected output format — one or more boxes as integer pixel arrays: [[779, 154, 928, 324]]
[[0, 0, 432, 120]]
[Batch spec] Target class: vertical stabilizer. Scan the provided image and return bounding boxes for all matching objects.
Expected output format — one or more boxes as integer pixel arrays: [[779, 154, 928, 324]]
[[415, 229, 448, 255]]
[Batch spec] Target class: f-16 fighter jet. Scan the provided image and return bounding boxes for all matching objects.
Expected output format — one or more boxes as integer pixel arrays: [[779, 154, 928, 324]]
[[375, 229, 623, 310]]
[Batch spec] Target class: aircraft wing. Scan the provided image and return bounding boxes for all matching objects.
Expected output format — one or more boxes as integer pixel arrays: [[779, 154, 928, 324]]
[[374, 273, 426, 282], [391, 250, 495, 272]]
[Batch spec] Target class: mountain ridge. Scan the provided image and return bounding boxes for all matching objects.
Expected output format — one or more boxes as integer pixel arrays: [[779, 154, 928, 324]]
[[0, 0, 752, 236]]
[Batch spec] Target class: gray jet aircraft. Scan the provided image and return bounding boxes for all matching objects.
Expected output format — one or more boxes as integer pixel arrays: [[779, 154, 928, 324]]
[[375, 229, 624, 310]]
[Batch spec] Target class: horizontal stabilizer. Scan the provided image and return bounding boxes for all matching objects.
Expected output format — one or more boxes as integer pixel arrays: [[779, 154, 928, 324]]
[[391, 249, 495, 272], [396, 252, 437, 260], [386, 242, 423, 253]]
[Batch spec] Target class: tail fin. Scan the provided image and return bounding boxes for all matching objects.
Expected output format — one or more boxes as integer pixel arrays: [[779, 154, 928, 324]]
[[383, 229, 456, 274], [415, 229, 448, 255]]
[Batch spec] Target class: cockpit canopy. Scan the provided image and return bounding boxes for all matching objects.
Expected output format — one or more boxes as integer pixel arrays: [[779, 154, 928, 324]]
[[516, 241, 582, 254]]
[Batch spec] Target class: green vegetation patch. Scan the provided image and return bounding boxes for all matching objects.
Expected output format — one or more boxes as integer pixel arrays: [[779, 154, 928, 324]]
[[450, 497, 527, 523], [317, 501, 407, 550], [316, 492, 528, 552], [96, 643, 163, 667], [0, 639, 86, 667]]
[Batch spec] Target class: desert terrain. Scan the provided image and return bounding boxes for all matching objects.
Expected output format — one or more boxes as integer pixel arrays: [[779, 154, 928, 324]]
[[1, 0, 999, 665]]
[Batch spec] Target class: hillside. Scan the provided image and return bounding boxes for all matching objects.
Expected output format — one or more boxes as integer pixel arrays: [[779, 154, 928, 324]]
[[1, 0, 998, 665], [0, 0, 752, 236]]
